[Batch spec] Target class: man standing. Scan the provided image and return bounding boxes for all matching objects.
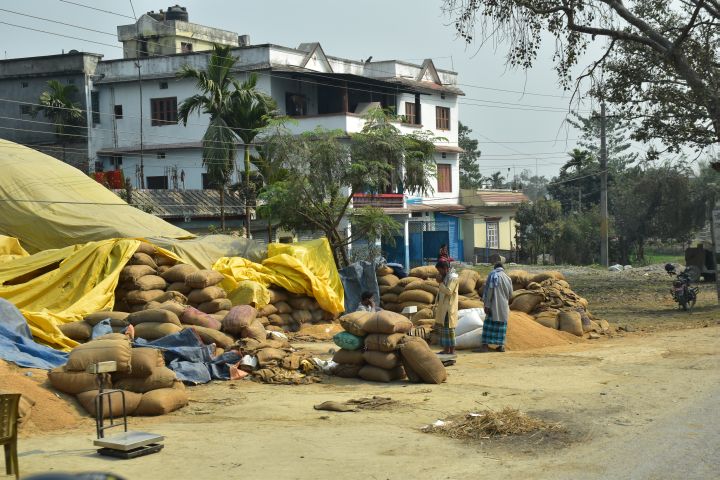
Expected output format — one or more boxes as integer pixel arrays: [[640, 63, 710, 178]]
[[434, 260, 459, 355], [476, 263, 513, 352]]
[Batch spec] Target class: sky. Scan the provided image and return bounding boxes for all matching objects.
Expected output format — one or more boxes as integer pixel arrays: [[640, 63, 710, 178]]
[[0, 0, 628, 179]]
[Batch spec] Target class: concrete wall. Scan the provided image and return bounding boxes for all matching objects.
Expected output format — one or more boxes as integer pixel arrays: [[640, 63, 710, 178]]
[[471, 207, 519, 251]]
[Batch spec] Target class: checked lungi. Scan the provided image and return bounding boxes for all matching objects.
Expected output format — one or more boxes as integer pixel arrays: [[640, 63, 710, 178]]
[[481, 317, 507, 346], [439, 314, 456, 348]]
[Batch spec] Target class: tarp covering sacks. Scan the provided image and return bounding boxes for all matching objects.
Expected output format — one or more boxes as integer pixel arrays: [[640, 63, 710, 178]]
[[213, 238, 344, 315], [0, 238, 139, 350], [338, 260, 379, 314], [0, 140, 192, 253], [150, 235, 266, 270], [0, 235, 29, 264], [0, 299, 68, 368]]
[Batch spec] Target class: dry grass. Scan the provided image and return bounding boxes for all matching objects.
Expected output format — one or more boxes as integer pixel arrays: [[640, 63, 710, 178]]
[[422, 407, 564, 440]]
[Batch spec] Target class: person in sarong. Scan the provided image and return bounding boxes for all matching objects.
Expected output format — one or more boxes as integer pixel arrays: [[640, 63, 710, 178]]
[[434, 260, 459, 355], [476, 263, 513, 352]]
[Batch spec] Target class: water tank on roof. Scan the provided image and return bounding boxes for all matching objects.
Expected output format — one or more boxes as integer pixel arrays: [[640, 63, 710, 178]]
[[165, 5, 188, 22]]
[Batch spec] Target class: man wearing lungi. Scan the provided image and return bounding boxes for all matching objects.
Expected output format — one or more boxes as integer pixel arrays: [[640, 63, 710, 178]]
[[434, 260, 459, 355], [476, 263, 513, 352]]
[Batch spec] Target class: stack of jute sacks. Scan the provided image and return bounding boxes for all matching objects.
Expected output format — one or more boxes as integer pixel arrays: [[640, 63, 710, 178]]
[[256, 287, 337, 332], [48, 333, 188, 416], [331, 310, 447, 384], [507, 270, 610, 337], [114, 242, 177, 313]]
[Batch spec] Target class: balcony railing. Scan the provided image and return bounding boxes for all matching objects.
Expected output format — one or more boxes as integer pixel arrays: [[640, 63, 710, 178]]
[[352, 193, 404, 209]]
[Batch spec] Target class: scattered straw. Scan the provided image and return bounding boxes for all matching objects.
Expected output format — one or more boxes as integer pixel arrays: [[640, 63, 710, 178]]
[[422, 407, 563, 440]]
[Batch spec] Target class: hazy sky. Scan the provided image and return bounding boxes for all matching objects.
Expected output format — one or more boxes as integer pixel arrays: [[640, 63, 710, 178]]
[[0, 0, 625, 178]]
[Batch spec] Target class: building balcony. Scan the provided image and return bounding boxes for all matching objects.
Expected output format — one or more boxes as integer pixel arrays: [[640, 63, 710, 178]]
[[285, 112, 367, 135], [352, 193, 404, 209]]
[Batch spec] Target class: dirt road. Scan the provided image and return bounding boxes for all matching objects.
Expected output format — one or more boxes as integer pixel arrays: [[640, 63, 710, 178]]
[[19, 325, 720, 480]]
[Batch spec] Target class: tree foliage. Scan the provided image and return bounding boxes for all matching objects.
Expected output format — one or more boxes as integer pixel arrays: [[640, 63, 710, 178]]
[[35, 80, 84, 162], [515, 199, 563, 263], [442, 0, 720, 150], [458, 122, 484, 189], [518, 169, 548, 201]]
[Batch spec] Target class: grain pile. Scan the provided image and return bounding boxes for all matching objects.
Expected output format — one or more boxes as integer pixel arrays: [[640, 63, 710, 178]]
[[260, 287, 337, 332], [331, 310, 447, 384]]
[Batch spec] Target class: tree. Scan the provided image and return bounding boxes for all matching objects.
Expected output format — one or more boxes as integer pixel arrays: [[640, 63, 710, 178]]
[[566, 112, 637, 167], [442, 1, 720, 151], [228, 73, 277, 238], [34, 80, 84, 163], [489, 171, 505, 189], [458, 122, 483, 189], [519, 169, 548, 201], [515, 199, 563, 264], [260, 109, 438, 267]]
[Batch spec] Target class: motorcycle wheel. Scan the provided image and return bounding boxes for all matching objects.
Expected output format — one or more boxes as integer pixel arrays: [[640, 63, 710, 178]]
[[688, 294, 697, 312], [679, 298, 688, 311]]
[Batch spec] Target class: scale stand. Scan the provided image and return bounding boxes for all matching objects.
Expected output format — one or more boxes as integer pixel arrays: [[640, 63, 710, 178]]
[[88, 361, 164, 459]]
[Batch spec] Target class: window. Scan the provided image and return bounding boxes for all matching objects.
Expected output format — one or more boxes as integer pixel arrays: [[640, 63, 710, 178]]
[[20, 81, 28, 88], [285, 93, 307, 116], [91, 91, 100, 125], [486, 221, 499, 249], [146, 176, 169, 189], [437, 164, 452, 193], [157, 152, 166, 159], [150, 97, 178, 126], [110, 155, 123, 169], [404, 102, 417, 125], [436, 106, 450, 130], [159, 81, 169, 90], [114, 105, 123, 119], [139, 39, 149, 58], [202, 173, 218, 190], [19, 105, 32, 116], [181, 42, 193, 53]]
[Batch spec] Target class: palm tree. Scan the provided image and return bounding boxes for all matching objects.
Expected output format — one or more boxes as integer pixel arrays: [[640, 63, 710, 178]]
[[489, 171, 505, 189], [561, 148, 594, 175], [35, 80, 84, 163], [228, 73, 277, 238], [177, 44, 239, 230]]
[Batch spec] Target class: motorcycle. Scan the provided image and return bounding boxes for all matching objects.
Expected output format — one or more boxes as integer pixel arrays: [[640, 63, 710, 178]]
[[665, 264, 699, 311]]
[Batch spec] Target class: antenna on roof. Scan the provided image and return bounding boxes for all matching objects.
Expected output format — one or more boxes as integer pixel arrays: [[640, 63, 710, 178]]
[[364, 56, 372, 63]]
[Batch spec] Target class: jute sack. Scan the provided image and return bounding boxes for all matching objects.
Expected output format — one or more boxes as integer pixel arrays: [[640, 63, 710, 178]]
[[134, 322, 182, 341], [256, 347, 287, 367], [198, 298, 232, 314], [382, 303, 402, 313], [135, 242, 157, 256], [377, 274, 400, 287], [458, 269, 480, 295], [363, 350, 401, 369], [379, 285, 393, 295], [268, 288, 289, 303], [166, 282, 192, 295], [48, 366, 101, 394], [508, 270, 532, 290], [459, 298, 484, 310], [183, 325, 235, 349], [222, 305, 257, 335], [535, 310, 559, 329], [333, 364, 362, 378], [510, 290, 544, 314], [358, 365, 405, 383], [258, 304, 278, 317], [135, 382, 188, 416], [389, 284, 405, 295], [364, 333, 405, 352], [77, 390, 142, 418], [376, 265, 394, 276], [241, 319, 267, 342], [413, 308, 434, 321], [401, 355, 423, 383], [531, 270, 565, 284], [288, 297, 316, 311], [157, 266, 170, 275], [274, 301, 292, 314], [400, 301, 433, 311], [332, 349, 365, 366], [291, 309, 313, 324], [128, 348, 165, 377], [129, 252, 158, 269], [558, 310, 583, 336], [311, 309, 324, 323], [409, 265, 438, 279], [84, 311, 129, 327], [381, 293, 399, 304], [153, 291, 188, 305], [120, 265, 156, 282], [146, 300, 186, 318], [114, 367, 176, 393], [257, 316, 269, 326], [134, 275, 167, 291], [66, 337, 132, 373], [181, 306, 222, 330], [399, 336, 447, 384], [363, 310, 413, 335], [338, 311, 373, 337], [398, 276, 416, 287], [126, 289, 165, 305], [333, 331, 364, 351], [155, 255, 175, 267], [187, 286, 226, 304], [267, 314, 287, 327], [58, 321, 92, 342], [405, 280, 439, 295], [128, 305, 145, 313], [398, 289, 435, 305], [160, 264, 199, 283], [185, 270, 225, 289], [128, 309, 181, 327]]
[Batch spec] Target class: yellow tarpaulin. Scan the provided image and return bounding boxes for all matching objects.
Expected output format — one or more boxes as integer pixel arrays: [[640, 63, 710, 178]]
[[213, 238, 345, 314], [0, 235, 29, 264], [0, 238, 139, 350], [0, 140, 192, 253]]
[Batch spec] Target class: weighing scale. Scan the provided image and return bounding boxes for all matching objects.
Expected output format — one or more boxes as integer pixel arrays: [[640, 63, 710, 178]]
[[87, 361, 164, 459]]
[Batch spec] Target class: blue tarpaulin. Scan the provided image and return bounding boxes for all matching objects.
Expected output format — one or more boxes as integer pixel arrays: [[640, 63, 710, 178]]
[[0, 298, 68, 369]]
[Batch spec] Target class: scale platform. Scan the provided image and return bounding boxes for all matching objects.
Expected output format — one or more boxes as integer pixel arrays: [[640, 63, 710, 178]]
[[94, 431, 164, 459], [436, 353, 457, 366]]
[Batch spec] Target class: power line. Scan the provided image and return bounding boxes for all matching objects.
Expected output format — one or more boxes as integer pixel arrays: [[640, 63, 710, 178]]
[[58, 0, 134, 19]]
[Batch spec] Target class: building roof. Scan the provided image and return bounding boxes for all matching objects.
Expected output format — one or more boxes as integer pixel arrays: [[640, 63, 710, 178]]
[[407, 203, 466, 213], [461, 189, 529, 207], [112, 189, 245, 219]]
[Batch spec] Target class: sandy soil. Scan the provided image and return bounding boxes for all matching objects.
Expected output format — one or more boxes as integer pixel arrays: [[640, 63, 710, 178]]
[[17, 324, 720, 480]]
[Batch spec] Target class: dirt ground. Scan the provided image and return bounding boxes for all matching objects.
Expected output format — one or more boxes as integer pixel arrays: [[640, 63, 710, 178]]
[[13, 266, 720, 479]]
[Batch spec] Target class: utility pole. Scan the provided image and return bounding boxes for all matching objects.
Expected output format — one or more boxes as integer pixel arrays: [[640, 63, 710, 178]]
[[599, 103, 609, 267], [130, 0, 145, 188]]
